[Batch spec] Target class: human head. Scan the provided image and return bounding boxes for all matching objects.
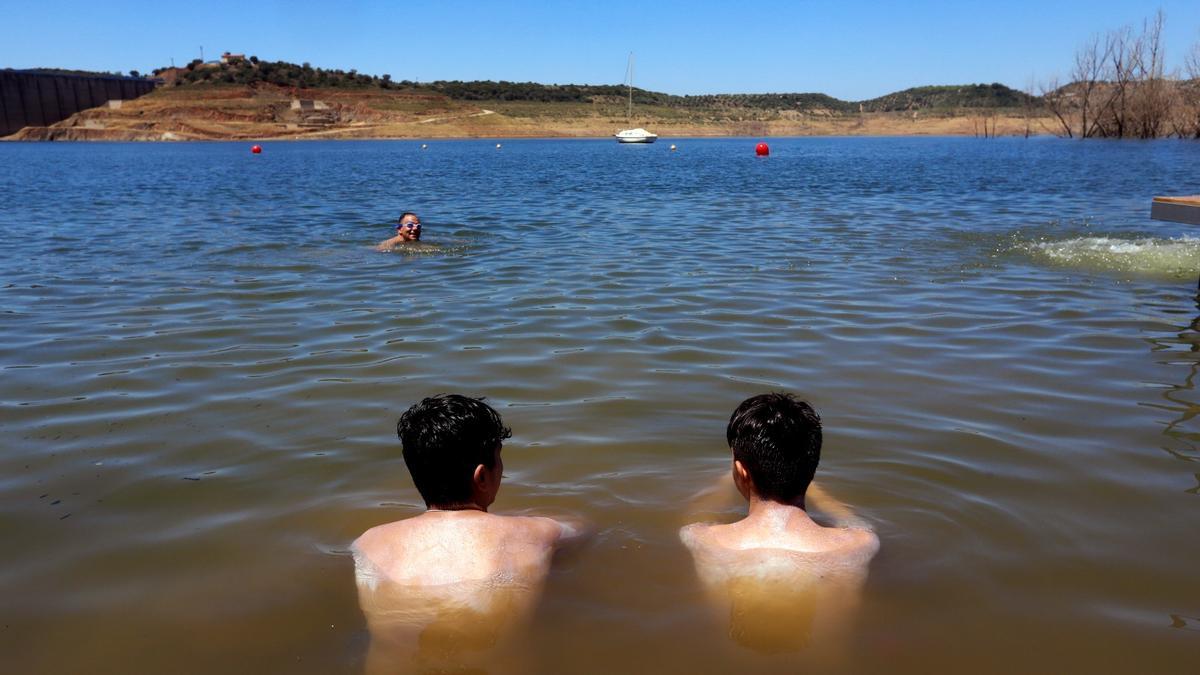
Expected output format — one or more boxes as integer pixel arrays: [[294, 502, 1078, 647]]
[[726, 393, 822, 503], [397, 394, 512, 509], [396, 212, 422, 241]]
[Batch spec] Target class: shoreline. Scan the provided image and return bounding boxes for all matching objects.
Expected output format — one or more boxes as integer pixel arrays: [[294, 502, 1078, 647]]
[[4, 127, 1059, 142], [2, 133, 1061, 143], [2, 84, 1056, 142]]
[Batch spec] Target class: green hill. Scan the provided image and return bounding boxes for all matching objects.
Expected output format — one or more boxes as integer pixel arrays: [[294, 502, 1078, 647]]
[[156, 57, 403, 89], [154, 57, 1038, 112], [669, 92, 854, 112], [859, 84, 1036, 112]]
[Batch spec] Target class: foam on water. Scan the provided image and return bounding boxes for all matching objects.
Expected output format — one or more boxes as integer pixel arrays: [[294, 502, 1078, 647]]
[[1023, 235, 1200, 278]]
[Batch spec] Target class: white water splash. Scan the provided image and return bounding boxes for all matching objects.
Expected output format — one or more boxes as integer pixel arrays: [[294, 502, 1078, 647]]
[[1025, 236, 1200, 277]]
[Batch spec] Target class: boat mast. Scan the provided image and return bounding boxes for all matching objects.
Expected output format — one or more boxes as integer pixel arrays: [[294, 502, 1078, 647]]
[[627, 52, 633, 120]]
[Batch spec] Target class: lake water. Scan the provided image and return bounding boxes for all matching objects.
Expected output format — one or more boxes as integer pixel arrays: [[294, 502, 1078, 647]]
[[2, 137, 1200, 673]]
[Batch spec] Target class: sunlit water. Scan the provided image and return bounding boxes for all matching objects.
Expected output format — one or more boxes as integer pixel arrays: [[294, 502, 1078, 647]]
[[2, 137, 1199, 673]]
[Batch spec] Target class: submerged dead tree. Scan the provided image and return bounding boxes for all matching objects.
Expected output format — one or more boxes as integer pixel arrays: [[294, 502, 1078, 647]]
[[1171, 41, 1200, 138], [972, 110, 998, 138], [1042, 10, 1196, 139]]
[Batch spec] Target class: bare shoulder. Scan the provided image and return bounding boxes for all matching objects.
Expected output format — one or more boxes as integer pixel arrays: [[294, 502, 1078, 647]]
[[679, 522, 717, 550], [352, 521, 413, 589], [831, 526, 880, 562], [354, 519, 409, 548], [352, 521, 389, 554], [506, 515, 571, 545], [357, 520, 394, 539]]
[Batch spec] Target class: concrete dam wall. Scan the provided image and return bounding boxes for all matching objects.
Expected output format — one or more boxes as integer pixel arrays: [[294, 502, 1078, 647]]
[[0, 71, 157, 137]]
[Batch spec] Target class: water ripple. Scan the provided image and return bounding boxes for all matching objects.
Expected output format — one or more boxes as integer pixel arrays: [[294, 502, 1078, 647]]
[[3, 138, 1200, 673]]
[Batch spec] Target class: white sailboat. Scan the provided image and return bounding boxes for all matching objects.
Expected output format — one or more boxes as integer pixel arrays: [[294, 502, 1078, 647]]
[[615, 53, 657, 144]]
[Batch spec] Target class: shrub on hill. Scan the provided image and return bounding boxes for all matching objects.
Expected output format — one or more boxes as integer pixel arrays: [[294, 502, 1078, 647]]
[[423, 80, 673, 105], [859, 84, 1035, 112], [673, 93, 855, 112], [423, 80, 1032, 112], [159, 58, 402, 90]]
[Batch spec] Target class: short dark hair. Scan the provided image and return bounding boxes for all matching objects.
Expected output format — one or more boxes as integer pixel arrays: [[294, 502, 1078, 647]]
[[397, 211, 418, 224], [726, 393, 822, 503], [397, 394, 511, 507]]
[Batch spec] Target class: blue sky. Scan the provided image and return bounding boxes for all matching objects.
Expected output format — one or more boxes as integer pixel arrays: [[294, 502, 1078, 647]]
[[4, 1, 1199, 100]]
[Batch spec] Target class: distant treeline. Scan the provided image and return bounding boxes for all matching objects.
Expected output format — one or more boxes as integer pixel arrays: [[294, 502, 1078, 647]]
[[7, 67, 143, 79], [152, 57, 1038, 113], [857, 84, 1037, 112], [423, 80, 668, 104], [156, 57, 403, 89], [672, 92, 852, 111], [424, 80, 1035, 112], [672, 85, 1035, 111]]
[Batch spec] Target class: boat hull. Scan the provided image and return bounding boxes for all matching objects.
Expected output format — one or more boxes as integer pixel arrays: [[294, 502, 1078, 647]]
[[614, 127, 658, 143]]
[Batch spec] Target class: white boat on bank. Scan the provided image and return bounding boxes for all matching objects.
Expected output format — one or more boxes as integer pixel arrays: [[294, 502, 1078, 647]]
[[615, 53, 656, 144]]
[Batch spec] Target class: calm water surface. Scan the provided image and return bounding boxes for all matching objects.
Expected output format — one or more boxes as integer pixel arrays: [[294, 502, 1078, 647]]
[[2, 138, 1200, 673]]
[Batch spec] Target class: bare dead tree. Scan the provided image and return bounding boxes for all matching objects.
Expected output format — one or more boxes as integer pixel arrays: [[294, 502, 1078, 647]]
[[1071, 32, 1114, 138], [1043, 11, 1195, 140], [1174, 38, 1200, 139], [1128, 10, 1169, 139], [970, 108, 999, 138], [1040, 75, 1075, 138], [1166, 83, 1191, 138], [1095, 25, 1133, 138], [1022, 77, 1037, 138], [1185, 38, 1200, 138]]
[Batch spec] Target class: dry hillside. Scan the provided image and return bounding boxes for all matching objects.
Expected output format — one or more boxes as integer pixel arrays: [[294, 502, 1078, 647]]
[[6, 81, 1053, 141]]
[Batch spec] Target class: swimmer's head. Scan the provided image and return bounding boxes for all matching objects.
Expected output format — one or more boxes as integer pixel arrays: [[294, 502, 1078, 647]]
[[397, 394, 511, 509], [726, 393, 822, 503], [396, 212, 422, 241]]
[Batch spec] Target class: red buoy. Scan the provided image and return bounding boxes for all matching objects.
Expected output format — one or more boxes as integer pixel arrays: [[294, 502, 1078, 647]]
[[755, 142, 769, 156], [251, 145, 262, 154]]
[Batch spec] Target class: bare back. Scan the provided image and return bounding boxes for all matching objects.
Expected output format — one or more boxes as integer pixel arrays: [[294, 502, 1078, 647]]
[[352, 511, 567, 674], [680, 504, 879, 655], [354, 511, 564, 587]]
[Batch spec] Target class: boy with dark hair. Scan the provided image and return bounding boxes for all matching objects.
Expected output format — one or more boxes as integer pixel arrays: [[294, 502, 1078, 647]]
[[680, 393, 878, 653], [395, 393, 511, 509], [352, 394, 584, 672]]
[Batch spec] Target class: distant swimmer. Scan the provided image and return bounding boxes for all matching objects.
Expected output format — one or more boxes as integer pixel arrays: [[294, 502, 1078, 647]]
[[352, 394, 588, 673], [679, 393, 879, 656], [375, 212, 423, 251]]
